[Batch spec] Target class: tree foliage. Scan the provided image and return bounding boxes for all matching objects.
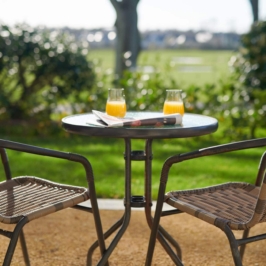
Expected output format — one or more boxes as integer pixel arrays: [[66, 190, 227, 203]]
[[186, 21, 266, 139], [0, 22, 265, 140], [232, 21, 266, 90], [226, 21, 266, 137], [0, 23, 95, 121]]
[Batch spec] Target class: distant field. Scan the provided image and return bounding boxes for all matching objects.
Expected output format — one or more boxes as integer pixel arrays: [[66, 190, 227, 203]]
[[88, 49, 237, 87]]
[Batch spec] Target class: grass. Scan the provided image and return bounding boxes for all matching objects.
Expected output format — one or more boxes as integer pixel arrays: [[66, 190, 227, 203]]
[[1, 49, 264, 199], [1, 130, 265, 199], [88, 49, 236, 87]]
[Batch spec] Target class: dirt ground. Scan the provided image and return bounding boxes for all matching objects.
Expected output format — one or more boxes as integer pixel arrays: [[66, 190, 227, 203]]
[[0, 208, 265, 266]]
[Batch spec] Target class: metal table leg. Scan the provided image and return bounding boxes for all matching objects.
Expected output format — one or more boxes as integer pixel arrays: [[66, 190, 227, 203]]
[[88, 138, 182, 265], [88, 138, 132, 266]]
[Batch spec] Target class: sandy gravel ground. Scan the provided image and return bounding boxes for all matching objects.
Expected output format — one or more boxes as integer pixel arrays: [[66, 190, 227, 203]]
[[0, 208, 265, 265]]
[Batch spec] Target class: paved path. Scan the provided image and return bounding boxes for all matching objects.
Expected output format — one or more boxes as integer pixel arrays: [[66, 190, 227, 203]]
[[80, 198, 175, 211]]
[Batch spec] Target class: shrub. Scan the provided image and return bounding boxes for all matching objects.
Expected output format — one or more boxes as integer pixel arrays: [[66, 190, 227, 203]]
[[232, 21, 266, 90], [0, 23, 95, 121], [80, 62, 180, 114], [117, 69, 179, 112], [226, 21, 266, 137]]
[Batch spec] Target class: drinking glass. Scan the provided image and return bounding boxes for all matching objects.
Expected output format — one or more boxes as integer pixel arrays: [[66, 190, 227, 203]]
[[106, 88, 127, 118], [163, 90, 185, 115]]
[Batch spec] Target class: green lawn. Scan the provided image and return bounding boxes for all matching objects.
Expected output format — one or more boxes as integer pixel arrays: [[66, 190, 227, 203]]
[[1, 49, 264, 199], [1, 132, 265, 199], [88, 49, 236, 87]]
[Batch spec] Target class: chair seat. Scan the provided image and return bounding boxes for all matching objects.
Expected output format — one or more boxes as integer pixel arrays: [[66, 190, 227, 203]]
[[165, 182, 262, 230], [0, 176, 90, 224]]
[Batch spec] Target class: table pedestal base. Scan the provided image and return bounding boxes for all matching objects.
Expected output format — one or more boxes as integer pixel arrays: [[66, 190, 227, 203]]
[[87, 138, 183, 266]]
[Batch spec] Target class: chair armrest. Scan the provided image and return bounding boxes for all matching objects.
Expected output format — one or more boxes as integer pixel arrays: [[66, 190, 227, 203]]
[[0, 139, 94, 184], [161, 138, 266, 182], [0, 139, 75, 160], [165, 138, 266, 166]]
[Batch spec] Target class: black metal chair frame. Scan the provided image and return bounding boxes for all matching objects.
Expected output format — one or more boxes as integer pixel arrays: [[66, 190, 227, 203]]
[[0, 138, 107, 266], [146, 138, 266, 266]]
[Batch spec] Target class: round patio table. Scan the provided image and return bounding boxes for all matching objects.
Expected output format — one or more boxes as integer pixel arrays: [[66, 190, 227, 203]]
[[62, 112, 218, 265]]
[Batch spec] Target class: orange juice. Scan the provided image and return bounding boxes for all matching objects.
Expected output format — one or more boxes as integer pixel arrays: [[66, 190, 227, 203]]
[[163, 101, 184, 115], [106, 101, 126, 118]]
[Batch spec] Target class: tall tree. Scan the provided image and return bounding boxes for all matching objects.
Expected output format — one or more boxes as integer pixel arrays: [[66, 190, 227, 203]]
[[249, 0, 259, 22], [110, 0, 141, 82]]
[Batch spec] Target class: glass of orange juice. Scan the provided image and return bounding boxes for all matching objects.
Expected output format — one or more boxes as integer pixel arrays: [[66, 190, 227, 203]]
[[106, 88, 127, 118], [163, 90, 185, 116]]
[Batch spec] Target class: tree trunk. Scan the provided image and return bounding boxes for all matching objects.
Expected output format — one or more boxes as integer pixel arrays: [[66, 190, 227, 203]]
[[250, 0, 259, 22], [110, 0, 141, 82]]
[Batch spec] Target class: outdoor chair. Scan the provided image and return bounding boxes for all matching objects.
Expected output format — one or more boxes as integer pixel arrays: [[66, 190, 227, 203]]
[[146, 138, 266, 266], [0, 138, 106, 266]]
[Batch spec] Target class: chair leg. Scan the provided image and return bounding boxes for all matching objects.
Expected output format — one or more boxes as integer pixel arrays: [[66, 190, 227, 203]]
[[87, 216, 124, 266], [3, 217, 29, 266], [145, 195, 164, 266], [223, 225, 243, 266], [19, 229, 30, 266], [158, 224, 182, 259], [239, 229, 249, 260], [145, 188, 183, 266]]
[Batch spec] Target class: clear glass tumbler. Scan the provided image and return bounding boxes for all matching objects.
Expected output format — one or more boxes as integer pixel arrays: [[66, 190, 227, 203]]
[[106, 88, 127, 118], [163, 90, 185, 115]]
